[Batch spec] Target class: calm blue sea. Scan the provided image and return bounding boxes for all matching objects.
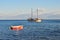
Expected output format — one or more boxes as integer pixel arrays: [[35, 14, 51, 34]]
[[0, 20, 60, 40]]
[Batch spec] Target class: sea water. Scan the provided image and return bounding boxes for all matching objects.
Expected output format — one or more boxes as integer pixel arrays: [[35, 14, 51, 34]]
[[0, 20, 60, 40]]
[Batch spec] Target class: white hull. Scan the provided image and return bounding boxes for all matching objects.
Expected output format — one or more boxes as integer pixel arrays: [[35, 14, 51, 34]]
[[35, 19, 42, 22]]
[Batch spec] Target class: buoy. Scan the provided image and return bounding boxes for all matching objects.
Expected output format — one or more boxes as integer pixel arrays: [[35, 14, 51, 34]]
[[10, 25, 23, 31]]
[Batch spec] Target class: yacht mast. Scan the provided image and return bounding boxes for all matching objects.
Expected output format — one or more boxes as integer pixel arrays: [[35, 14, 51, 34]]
[[31, 8, 33, 18], [37, 8, 38, 18]]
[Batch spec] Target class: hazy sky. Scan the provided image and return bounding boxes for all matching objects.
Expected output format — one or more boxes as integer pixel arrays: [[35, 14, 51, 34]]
[[0, 0, 60, 19]]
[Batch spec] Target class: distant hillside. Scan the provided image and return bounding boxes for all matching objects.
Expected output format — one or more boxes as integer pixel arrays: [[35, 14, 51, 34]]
[[0, 13, 60, 20]]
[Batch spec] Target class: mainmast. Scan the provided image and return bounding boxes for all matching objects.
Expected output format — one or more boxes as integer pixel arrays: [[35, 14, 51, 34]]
[[31, 8, 33, 18], [27, 8, 34, 21], [37, 8, 38, 18]]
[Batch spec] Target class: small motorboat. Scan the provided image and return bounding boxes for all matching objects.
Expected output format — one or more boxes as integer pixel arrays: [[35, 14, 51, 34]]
[[10, 25, 23, 31]]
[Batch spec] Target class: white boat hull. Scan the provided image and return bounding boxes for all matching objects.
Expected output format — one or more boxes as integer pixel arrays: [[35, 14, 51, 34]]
[[35, 19, 42, 22]]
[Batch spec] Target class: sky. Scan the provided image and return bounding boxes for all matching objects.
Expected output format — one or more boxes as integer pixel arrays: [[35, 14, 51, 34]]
[[0, 0, 60, 20]]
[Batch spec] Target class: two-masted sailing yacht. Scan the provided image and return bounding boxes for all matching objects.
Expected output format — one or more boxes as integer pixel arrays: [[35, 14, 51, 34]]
[[34, 8, 42, 22], [27, 8, 34, 21], [27, 8, 42, 22]]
